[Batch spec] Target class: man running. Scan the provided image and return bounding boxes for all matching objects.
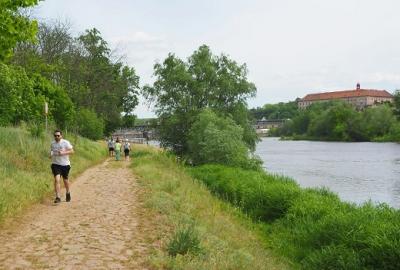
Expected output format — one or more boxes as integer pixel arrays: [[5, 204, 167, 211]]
[[50, 130, 74, 203]]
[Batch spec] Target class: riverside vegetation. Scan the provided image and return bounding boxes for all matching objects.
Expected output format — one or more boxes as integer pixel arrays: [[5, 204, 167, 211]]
[[251, 97, 400, 142], [190, 165, 400, 270]]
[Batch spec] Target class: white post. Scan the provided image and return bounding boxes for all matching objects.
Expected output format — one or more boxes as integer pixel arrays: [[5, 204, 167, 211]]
[[44, 102, 48, 132]]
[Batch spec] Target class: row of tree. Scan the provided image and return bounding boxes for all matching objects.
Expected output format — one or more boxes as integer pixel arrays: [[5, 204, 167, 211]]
[[274, 100, 400, 142], [0, 2, 140, 139]]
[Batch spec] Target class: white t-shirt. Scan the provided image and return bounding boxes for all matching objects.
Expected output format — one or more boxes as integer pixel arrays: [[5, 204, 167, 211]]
[[50, 139, 73, 166], [124, 142, 130, 150]]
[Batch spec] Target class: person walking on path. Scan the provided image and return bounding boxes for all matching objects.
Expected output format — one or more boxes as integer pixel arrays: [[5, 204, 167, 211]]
[[123, 139, 131, 161], [50, 130, 74, 203], [115, 138, 122, 161], [143, 130, 149, 145], [107, 137, 115, 157]]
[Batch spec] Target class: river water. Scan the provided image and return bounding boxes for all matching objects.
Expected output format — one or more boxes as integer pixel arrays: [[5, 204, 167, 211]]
[[255, 138, 400, 208]]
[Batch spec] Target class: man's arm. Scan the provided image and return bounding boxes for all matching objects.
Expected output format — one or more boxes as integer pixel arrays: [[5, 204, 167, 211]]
[[60, 147, 74, 155]]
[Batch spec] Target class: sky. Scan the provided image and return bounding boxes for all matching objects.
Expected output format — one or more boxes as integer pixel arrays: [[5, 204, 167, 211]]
[[34, 0, 400, 118]]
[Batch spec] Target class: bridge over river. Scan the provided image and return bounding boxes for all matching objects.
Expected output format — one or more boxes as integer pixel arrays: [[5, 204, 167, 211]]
[[111, 127, 157, 144]]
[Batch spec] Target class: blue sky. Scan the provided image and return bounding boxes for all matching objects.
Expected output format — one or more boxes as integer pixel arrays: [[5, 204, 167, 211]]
[[34, 0, 400, 117]]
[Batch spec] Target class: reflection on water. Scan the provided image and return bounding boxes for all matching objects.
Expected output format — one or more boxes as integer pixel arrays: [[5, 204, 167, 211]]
[[255, 138, 400, 208]]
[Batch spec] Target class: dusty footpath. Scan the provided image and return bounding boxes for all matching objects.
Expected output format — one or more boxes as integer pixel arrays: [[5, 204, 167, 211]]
[[0, 159, 151, 270]]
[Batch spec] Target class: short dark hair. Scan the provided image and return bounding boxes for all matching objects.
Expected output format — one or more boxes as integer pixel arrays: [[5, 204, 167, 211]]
[[54, 129, 62, 135]]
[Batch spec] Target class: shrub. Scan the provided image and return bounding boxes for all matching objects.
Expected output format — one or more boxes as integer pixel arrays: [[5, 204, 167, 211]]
[[167, 224, 202, 257], [74, 108, 104, 140], [188, 109, 262, 170], [27, 121, 45, 138], [190, 164, 300, 221]]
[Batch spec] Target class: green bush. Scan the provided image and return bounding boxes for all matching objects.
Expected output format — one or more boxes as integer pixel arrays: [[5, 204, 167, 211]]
[[75, 108, 104, 140], [27, 121, 45, 138], [167, 224, 202, 257], [190, 164, 300, 221], [188, 109, 262, 170]]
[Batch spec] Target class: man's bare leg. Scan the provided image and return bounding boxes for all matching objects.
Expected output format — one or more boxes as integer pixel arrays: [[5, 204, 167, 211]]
[[54, 174, 61, 198], [63, 178, 70, 193]]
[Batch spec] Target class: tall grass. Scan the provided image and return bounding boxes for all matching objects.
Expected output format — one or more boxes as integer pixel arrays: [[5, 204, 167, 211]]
[[0, 126, 106, 222], [190, 164, 400, 270], [131, 146, 289, 270]]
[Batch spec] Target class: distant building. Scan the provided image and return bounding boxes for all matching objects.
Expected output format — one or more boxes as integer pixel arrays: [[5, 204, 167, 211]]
[[298, 83, 394, 110]]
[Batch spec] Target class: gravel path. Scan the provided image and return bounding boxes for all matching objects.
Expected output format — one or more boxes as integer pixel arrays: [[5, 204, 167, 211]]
[[0, 159, 148, 269]]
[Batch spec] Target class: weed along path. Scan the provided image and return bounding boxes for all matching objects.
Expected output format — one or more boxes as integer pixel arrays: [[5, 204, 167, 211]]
[[0, 159, 150, 269]]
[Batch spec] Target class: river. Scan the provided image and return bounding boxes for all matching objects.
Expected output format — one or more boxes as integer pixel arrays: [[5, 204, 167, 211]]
[[255, 137, 400, 208]]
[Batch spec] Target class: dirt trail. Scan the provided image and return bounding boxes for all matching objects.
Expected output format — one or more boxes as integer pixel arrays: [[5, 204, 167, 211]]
[[0, 159, 149, 270]]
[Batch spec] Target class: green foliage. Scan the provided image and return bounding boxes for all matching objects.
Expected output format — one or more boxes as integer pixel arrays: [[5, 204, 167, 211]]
[[388, 122, 400, 142], [0, 0, 40, 61], [142, 45, 257, 155], [393, 90, 400, 119], [0, 63, 44, 125], [188, 109, 261, 170], [31, 73, 74, 129], [190, 164, 300, 221], [278, 101, 399, 142], [167, 224, 202, 257], [250, 101, 299, 120], [11, 22, 140, 135], [66, 28, 140, 134], [27, 121, 44, 138], [75, 108, 104, 140], [190, 164, 400, 270], [0, 63, 74, 129], [122, 114, 136, 128]]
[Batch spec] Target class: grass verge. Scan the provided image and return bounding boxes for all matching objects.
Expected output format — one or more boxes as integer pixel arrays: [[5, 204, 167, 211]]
[[130, 145, 289, 270], [0, 126, 107, 223]]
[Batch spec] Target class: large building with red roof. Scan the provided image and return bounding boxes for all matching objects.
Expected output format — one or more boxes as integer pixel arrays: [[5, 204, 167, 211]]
[[298, 83, 394, 110]]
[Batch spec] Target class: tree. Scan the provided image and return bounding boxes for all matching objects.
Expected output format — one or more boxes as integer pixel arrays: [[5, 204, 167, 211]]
[[393, 90, 400, 119], [250, 101, 299, 120], [143, 45, 257, 155], [361, 105, 396, 139], [0, 0, 40, 61], [69, 28, 139, 133]]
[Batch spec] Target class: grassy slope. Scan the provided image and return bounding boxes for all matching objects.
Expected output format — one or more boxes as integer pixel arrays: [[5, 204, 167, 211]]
[[0, 126, 107, 222], [190, 164, 400, 270], [131, 145, 289, 270]]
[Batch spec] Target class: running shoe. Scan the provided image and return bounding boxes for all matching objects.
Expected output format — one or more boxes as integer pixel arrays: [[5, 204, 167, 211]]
[[66, 192, 71, 202]]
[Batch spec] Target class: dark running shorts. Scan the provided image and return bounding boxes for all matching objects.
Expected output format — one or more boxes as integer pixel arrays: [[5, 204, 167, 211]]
[[109, 147, 114, 151], [51, 164, 71, 179], [124, 149, 130, 156]]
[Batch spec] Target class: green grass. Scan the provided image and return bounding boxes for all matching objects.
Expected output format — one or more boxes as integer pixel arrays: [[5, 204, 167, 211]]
[[131, 146, 289, 270], [0, 126, 107, 223], [190, 164, 400, 270]]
